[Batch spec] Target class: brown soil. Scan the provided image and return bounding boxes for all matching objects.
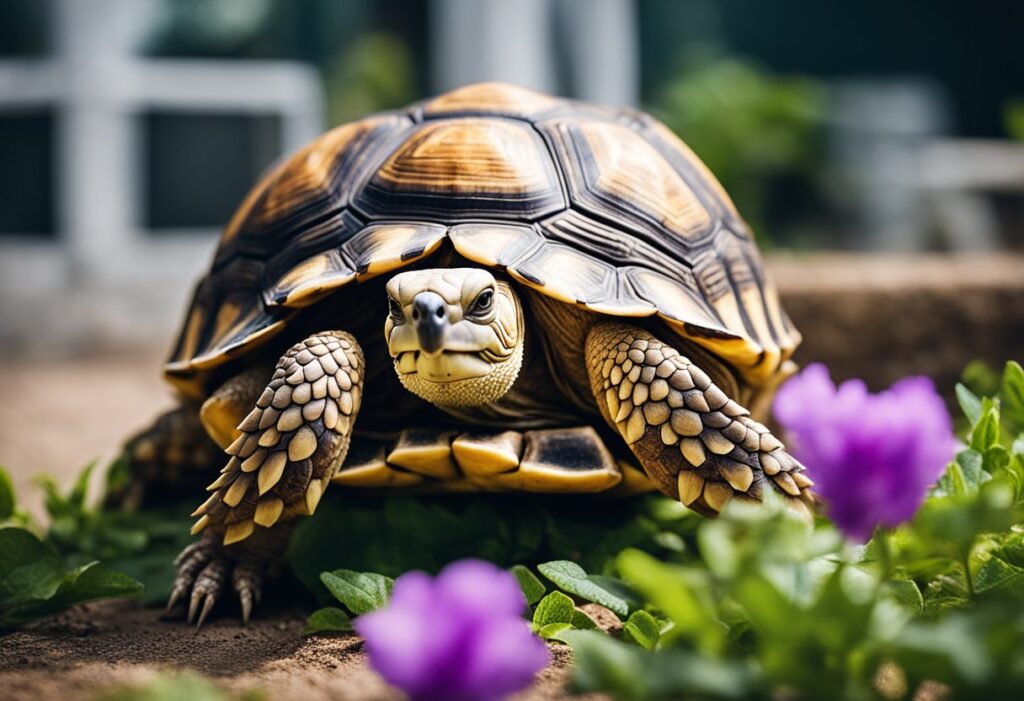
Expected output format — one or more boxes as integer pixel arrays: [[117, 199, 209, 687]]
[[0, 349, 171, 521], [0, 601, 604, 701]]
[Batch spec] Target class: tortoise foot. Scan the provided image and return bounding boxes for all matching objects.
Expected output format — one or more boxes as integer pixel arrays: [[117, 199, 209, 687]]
[[167, 532, 267, 627]]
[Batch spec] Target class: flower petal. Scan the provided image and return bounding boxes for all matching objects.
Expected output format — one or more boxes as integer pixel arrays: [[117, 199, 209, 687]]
[[774, 366, 955, 541]]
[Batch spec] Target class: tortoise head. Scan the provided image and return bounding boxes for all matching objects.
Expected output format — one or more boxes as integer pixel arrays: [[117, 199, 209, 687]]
[[384, 268, 525, 406]]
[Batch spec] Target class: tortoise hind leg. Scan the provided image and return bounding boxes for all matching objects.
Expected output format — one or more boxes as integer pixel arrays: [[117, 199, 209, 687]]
[[168, 331, 364, 626], [584, 321, 815, 517], [118, 368, 267, 508], [199, 366, 268, 449], [118, 404, 223, 507]]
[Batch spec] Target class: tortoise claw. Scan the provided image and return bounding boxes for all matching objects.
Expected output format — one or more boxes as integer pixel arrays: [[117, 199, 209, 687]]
[[240, 590, 253, 626], [166, 585, 185, 613], [233, 561, 263, 626], [169, 534, 269, 627], [195, 594, 217, 629], [187, 590, 202, 624]]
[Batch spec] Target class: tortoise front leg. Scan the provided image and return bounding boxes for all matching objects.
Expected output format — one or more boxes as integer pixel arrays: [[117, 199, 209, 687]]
[[584, 321, 814, 517], [168, 331, 364, 626]]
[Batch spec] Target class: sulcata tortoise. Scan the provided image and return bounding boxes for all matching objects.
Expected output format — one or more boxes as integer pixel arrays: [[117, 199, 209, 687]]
[[126, 82, 812, 626]]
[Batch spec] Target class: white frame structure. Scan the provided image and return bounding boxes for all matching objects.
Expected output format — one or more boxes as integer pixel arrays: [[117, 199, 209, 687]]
[[0, 0, 324, 352]]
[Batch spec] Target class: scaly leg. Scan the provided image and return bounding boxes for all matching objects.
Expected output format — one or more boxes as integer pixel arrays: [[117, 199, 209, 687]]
[[118, 404, 223, 507], [168, 331, 364, 625], [585, 322, 814, 516]]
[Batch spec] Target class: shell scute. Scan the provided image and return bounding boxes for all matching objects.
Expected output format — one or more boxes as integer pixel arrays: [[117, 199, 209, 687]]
[[352, 118, 566, 222]]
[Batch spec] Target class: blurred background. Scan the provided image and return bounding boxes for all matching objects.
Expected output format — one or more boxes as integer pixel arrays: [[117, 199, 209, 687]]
[[1, 0, 1023, 490]]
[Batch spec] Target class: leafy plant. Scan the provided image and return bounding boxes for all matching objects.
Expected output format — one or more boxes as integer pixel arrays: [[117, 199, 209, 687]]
[[287, 489, 700, 596], [95, 670, 264, 701], [509, 564, 546, 606], [0, 526, 141, 627], [537, 560, 638, 617], [320, 569, 393, 615], [291, 361, 1024, 699], [0, 465, 17, 521], [303, 568, 393, 634], [36, 460, 193, 605], [550, 360, 1024, 699], [0, 456, 193, 626], [1005, 98, 1024, 142], [304, 606, 351, 635]]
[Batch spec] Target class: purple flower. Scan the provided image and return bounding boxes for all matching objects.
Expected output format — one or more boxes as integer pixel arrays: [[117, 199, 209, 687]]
[[355, 560, 549, 701], [774, 364, 956, 541]]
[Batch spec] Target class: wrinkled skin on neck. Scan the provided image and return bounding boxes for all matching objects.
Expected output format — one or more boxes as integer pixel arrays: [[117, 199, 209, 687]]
[[384, 268, 525, 407]]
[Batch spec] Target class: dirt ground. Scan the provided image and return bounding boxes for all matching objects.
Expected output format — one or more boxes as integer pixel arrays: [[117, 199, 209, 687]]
[[0, 349, 174, 520], [0, 601, 599, 701]]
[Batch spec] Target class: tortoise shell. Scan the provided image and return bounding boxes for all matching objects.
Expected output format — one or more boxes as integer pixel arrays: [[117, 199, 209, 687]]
[[165, 82, 799, 398]]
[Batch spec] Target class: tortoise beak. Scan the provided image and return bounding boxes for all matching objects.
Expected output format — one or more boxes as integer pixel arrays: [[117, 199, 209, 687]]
[[412, 291, 448, 355]]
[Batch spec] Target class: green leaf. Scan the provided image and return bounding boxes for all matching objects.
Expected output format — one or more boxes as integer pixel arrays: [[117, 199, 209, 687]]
[[0, 528, 143, 627], [0, 527, 64, 610], [570, 607, 598, 630], [0, 467, 15, 521], [974, 555, 1024, 598], [563, 629, 751, 699], [888, 611, 992, 685], [532, 590, 576, 629], [6, 562, 142, 625], [304, 606, 352, 635], [586, 575, 643, 613], [1001, 361, 1024, 430], [622, 609, 661, 650], [885, 578, 924, 613], [956, 383, 983, 425], [970, 405, 1000, 452], [935, 461, 968, 498], [509, 564, 546, 605], [616, 549, 724, 655], [538, 622, 573, 640], [319, 569, 393, 615], [983, 446, 1011, 473], [537, 560, 636, 616], [68, 461, 96, 510], [94, 671, 230, 701], [956, 450, 989, 491]]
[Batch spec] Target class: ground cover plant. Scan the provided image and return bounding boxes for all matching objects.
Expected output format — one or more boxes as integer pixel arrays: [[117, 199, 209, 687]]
[[0, 464, 145, 626], [2, 361, 1023, 699], [303, 361, 1024, 699]]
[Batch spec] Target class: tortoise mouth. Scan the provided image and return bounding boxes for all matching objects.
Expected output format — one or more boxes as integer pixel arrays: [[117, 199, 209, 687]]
[[395, 350, 494, 384], [395, 341, 524, 407]]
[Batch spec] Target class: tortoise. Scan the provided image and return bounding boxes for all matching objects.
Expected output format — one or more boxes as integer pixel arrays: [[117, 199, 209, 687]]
[[125, 82, 812, 626]]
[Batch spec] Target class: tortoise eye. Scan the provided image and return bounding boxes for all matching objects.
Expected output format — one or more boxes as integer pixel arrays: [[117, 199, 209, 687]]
[[470, 289, 494, 314], [387, 296, 404, 321]]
